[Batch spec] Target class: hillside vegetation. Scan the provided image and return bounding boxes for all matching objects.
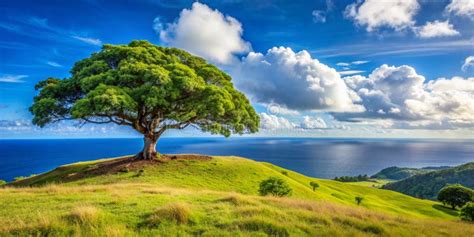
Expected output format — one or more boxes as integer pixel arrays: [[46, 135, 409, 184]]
[[383, 162, 474, 199], [2, 155, 472, 236], [371, 166, 447, 180]]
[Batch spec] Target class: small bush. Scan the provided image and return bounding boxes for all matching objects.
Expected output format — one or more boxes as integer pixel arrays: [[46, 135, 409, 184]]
[[309, 181, 319, 191], [355, 196, 364, 206], [259, 177, 292, 197], [438, 184, 473, 209], [461, 202, 474, 222], [0, 180, 6, 186], [147, 203, 191, 226], [281, 171, 288, 176]]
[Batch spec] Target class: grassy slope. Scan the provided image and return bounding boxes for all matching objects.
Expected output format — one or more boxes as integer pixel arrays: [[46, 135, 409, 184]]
[[1, 156, 471, 236]]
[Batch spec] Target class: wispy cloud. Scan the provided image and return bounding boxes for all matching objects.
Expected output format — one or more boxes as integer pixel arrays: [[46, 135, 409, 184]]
[[71, 36, 102, 46], [0, 16, 102, 47], [338, 70, 365, 76], [0, 75, 28, 83], [312, 39, 474, 58], [46, 61, 63, 68]]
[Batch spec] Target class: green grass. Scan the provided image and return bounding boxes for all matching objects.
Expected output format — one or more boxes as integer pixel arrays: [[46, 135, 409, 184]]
[[2, 156, 472, 236]]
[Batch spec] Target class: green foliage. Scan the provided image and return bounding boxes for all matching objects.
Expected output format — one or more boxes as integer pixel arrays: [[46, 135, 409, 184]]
[[383, 162, 474, 199], [334, 174, 369, 182], [371, 166, 444, 180], [30, 40, 259, 149], [460, 202, 474, 222], [259, 177, 292, 197], [309, 181, 319, 191], [437, 184, 474, 209], [0, 180, 6, 186], [281, 171, 288, 176], [355, 196, 364, 206]]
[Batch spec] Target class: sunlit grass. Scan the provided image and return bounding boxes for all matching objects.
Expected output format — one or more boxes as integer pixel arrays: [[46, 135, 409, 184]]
[[2, 156, 471, 236]]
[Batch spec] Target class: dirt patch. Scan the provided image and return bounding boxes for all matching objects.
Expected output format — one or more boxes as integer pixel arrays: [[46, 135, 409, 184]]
[[80, 154, 212, 177]]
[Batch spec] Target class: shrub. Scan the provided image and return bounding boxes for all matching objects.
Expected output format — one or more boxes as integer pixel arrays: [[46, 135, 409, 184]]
[[461, 202, 474, 222], [0, 180, 6, 186], [147, 203, 191, 225], [259, 177, 292, 197], [355, 196, 364, 206], [309, 181, 319, 191], [437, 184, 473, 209], [281, 171, 288, 176]]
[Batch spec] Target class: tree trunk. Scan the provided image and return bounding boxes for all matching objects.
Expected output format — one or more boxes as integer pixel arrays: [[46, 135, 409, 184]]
[[136, 135, 159, 160]]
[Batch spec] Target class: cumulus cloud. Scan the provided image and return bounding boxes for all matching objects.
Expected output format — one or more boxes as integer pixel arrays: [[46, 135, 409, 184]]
[[300, 116, 327, 129], [462, 56, 474, 72], [415, 20, 460, 38], [446, 0, 474, 19], [259, 113, 296, 130], [344, 0, 420, 32], [334, 64, 474, 129], [0, 75, 28, 83], [155, 2, 251, 64], [233, 47, 363, 112]]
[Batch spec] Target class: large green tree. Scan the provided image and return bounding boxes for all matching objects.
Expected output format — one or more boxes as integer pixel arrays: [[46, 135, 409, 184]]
[[30, 40, 259, 159]]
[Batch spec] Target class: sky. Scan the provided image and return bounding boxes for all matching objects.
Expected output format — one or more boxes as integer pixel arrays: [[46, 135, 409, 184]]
[[0, 0, 473, 139]]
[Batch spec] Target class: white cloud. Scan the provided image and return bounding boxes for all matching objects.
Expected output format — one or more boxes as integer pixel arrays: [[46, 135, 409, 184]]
[[336, 62, 350, 67], [446, 0, 474, 19], [462, 56, 474, 72], [156, 2, 250, 64], [312, 10, 326, 23], [0, 75, 28, 83], [415, 20, 460, 38], [338, 70, 365, 76], [312, 0, 334, 23], [334, 65, 474, 129], [300, 116, 327, 129], [259, 113, 296, 130], [266, 103, 300, 115], [344, 0, 420, 32], [351, 60, 369, 65], [233, 47, 363, 112], [46, 61, 62, 68], [72, 36, 102, 46]]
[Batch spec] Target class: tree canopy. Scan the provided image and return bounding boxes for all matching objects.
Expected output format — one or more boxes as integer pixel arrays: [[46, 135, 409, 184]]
[[30, 40, 259, 159], [437, 184, 473, 209]]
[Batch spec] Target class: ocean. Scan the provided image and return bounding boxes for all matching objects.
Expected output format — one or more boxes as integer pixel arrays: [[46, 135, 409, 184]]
[[1, 137, 473, 182]]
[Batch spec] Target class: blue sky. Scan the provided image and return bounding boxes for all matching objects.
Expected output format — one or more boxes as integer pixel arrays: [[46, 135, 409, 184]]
[[1, 0, 473, 139]]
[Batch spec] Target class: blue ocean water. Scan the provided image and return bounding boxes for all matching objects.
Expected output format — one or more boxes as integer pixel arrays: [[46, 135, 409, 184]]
[[0, 138, 473, 182]]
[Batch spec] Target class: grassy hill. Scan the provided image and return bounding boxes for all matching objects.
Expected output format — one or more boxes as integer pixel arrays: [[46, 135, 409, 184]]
[[371, 166, 448, 180], [1, 155, 472, 236], [383, 162, 474, 200]]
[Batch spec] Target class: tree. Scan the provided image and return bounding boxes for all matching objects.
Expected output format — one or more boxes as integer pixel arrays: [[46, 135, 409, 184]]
[[355, 196, 364, 206], [30, 40, 259, 159], [309, 181, 319, 191], [0, 180, 6, 186], [437, 184, 473, 209], [259, 177, 292, 197], [460, 202, 474, 222]]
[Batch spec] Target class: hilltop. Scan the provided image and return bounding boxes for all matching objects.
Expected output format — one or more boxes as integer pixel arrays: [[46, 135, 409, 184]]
[[383, 162, 474, 199], [371, 166, 449, 180], [2, 155, 472, 236]]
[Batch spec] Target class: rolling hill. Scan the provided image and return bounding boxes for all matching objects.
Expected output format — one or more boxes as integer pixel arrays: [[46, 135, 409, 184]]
[[1, 155, 472, 236], [383, 162, 474, 200], [371, 166, 449, 180]]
